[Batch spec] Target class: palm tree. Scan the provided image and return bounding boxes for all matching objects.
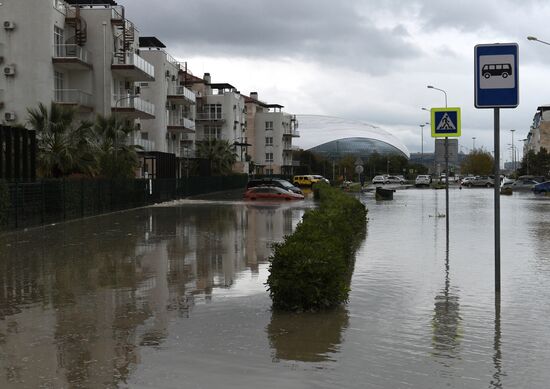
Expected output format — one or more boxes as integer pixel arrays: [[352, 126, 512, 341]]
[[92, 114, 140, 179], [27, 103, 94, 178], [196, 139, 237, 175]]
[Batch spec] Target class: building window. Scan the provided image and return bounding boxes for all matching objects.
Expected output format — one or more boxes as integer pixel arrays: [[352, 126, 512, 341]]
[[204, 125, 221, 140], [204, 104, 222, 119], [54, 26, 64, 56], [266, 152, 273, 162], [54, 71, 64, 101], [265, 136, 273, 146], [265, 121, 273, 131]]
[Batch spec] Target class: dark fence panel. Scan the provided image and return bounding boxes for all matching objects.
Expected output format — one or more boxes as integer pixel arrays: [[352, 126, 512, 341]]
[[0, 175, 248, 231]]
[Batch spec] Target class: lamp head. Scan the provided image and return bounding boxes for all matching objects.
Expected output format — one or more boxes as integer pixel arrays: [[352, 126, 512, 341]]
[[527, 36, 537, 41], [427, 85, 434, 89]]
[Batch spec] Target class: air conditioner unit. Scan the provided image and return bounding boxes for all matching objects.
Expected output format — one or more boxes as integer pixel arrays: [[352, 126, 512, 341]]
[[4, 111, 16, 121], [3, 21, 15, 30], [4, 65, 15, 76]]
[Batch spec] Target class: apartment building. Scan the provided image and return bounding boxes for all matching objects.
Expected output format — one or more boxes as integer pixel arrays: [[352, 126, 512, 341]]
[[245, 92, 299, 175], [187, 73, 248, 173], [0, 0, 156, 127], [526, 105, 550, 153], [138, 36, 196, 160]]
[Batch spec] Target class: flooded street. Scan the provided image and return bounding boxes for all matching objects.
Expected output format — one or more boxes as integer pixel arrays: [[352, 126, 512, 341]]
[[1, 189, 550, 388]]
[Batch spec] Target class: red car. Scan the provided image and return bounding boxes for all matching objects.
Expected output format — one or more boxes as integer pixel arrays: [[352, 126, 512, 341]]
[[244, 186, 304, 201]]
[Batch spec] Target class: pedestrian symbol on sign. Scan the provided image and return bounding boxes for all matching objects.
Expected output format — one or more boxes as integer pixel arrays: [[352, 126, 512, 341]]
[[430, 107, 461, 138], [436, 113, 456, 131]]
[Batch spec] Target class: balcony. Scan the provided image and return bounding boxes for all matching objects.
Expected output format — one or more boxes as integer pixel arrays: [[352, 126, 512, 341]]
[[196, 111, 225, 122], [52, 45, 92, 70], [112, 53, 155, 81], [130, 138, 156, 152], [283, 128, 300, 137], [111, 95, 155, 119], [167, 86, 196, 104], [167, 114, 195, 133], [54, 89, 93, 110]]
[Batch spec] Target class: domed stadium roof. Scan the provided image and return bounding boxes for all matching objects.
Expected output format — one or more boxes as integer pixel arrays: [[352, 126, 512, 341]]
[[296, 115, 410, 159]]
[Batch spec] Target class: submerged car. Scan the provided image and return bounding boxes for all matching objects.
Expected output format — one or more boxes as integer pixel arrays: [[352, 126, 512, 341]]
[[244, 186, 304, 201], [533, 181, 550, 194], [246, 178, 303, 194]]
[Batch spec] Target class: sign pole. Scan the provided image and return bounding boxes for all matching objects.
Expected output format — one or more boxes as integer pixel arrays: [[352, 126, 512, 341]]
[[494, 108, 501, 293]]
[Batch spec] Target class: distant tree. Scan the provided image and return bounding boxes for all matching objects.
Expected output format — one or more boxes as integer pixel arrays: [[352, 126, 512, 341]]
[[196, 139, 237, 175], [518, 148, 550, 177], [460, 149, 494, 176], [27, 103, 94, 178]]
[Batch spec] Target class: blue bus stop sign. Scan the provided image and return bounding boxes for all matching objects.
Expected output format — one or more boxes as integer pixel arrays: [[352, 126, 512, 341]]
[[475, 43, 519, 108]]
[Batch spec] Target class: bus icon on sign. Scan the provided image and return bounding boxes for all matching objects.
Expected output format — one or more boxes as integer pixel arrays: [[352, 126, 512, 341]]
[[482, 63, 512, 79]]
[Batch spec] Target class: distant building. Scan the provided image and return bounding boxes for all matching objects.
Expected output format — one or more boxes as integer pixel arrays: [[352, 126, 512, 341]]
[[526, 105, 550, 153], [434, 138, 459, 174]]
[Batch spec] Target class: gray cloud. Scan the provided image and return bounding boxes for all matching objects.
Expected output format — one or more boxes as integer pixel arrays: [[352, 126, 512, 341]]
[[121, 0, 422, 75]]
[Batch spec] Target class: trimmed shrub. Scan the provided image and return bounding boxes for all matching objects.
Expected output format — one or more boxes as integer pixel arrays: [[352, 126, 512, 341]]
[[267, 183, 367, 311]]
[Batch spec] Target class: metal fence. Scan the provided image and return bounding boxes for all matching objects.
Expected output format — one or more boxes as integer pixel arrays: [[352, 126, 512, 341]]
[[0, 175, 248, 231]]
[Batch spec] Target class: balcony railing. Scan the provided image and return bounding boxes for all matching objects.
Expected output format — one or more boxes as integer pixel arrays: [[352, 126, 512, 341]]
[[196, 112, 224, 121], [113, 95, 155, 116], [283, 158, 293, 166], [130, 138, 155, 152], [53, 45, 90, 62], [168, 114, 195, 130], [167, 86, 196, 103], [283, 128, 300, 137], [54, 89, 93, 106], [112, 53, 155, 79]]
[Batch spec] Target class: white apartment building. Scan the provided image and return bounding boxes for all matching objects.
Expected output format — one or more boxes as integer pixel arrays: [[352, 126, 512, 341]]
[[138, 36, 196, 160], [0, 0, 155, 135], [188, 73, 248, 173], [526, 104, 550, 154], [245, 92, 299, 175]]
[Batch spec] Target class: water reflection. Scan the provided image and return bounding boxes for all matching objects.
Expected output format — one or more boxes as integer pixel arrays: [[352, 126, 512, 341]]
[[491, 294, 504, 389], [267, 307, 349, 362], [431, 241, 462, 365], [0, 201, 303, 388]]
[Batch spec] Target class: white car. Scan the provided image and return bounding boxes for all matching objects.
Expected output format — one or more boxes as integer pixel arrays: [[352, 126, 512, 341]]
[[415, 175, 431, 187], [372, 175, 387, 185]]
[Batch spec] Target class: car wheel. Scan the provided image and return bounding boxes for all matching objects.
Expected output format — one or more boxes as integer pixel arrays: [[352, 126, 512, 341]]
[[486, 183, 491, 188], [484, 73, 491, 79], [468, 183, 473, 188], [400, 181, 405, 185], [502, 72, 508, 78], [384, 181, 389, 184]]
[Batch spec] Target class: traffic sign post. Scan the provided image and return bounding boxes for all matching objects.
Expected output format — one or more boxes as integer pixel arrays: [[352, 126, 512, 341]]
[[431, 107, 461, 243], [475, 43, 519, 294]]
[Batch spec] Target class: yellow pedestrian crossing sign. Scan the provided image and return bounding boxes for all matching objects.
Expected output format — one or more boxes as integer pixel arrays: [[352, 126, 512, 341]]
[[431, 107, 461, 137]]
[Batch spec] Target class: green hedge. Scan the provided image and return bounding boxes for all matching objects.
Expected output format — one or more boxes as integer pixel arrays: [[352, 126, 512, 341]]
[[267, 183, 367, 311], [0, 180, 8, 228]]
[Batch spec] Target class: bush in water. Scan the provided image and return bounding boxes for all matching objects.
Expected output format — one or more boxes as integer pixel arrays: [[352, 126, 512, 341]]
[[267, 183, 367, 311]]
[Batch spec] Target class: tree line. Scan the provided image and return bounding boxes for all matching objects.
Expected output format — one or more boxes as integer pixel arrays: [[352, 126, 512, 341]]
[[22, 103, 238, 179]]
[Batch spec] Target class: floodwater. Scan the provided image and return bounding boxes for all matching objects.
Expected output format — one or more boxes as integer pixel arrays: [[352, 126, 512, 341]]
[[1, 189, 550, 388]]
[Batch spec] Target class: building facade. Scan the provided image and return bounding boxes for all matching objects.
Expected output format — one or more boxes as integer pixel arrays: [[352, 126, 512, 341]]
[[526, 105, 550, 153], [245, 92, 299, 175], [0, 0, 156, 126]]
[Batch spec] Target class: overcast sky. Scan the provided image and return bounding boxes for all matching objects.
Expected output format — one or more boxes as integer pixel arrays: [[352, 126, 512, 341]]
[[121, 0, 550, 161]]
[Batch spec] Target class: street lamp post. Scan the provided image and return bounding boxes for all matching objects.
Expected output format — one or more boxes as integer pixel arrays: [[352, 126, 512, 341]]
[[510, 129, 515, 170], [427, 85, 450, 239], [114, 94, 139, 162]]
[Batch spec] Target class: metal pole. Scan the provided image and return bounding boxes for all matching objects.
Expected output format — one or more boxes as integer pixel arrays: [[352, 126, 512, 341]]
[[494, 108, 501, 293], [420, 124, 425, 164], [445, 136, 449, 239]]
